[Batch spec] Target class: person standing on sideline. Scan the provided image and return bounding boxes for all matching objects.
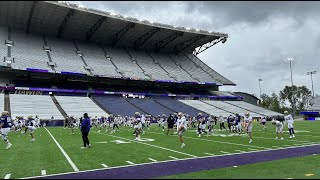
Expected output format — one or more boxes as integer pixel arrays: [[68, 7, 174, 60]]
[[81, 113, 91, 149], [166, 114, 174, 135], [244, 112, 253, 143], [284, 111, 295, 138], [0, 111, 12, 149]]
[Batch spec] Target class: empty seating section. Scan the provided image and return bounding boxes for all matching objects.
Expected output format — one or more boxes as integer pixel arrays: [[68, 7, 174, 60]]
[[204, 100, 262, 117], [127, 98, 174, 116], [213, 91, 236, 96], [46, 36, 87, 73], [55, 96, 106, 118], [226, 101, 282, 116], [186, 54, 234, 85], [0, 27, 7, 61], [149, 52, 195, 82], [0, 93, 4, 111], [103, 47, 148, 79], [0, 27, 232, 83], [179, 100, 230, 117], [154, 98, 201, 116], [127, 49, 173, 81], [170, 54, 216, 82], [10, 94, 63, 119], [11, 29, 50, 70], [92, 95, 141, 116], [76, 41, 120, 77]]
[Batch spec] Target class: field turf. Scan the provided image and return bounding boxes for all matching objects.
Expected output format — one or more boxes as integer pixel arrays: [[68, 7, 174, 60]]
[[1, 120, 320, 179]]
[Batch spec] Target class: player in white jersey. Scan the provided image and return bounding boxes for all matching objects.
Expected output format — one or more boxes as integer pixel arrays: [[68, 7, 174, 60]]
[[244, 112, 253, 143], [284, 111, 295, 138], [133, 112, 142, 141], [261, 116, 267, 130], [177, 112, 187, 148], [22, 116, 36, 142], [140, 114, 146, 135], [111, 116, 120, 134], [272, 120, 284, 140], [161, 114, 166, 131], [35, 115, 40, 128]]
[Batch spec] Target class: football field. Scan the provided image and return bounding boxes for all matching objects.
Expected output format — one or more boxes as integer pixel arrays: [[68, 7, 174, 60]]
[[1, 120, 320, 179]]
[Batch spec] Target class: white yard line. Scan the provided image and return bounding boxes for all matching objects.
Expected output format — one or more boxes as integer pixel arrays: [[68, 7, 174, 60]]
[[101, 164, 108, 168], [44, 128, 79, 172], [235, 150, 246, 153], [220, 151, 229, 154], [252, 136, 313, 143], [147, 131, 269, 150], [41, 170, 46, 176], [204, 153, 215, 156], [20, 143, 320, 179], [168, 156, 179, 160], [148, 158, 158, 162], [95, 132, 197, 158], [248, 148, 259, 151], [126, 161, 135, 165], [4, 174, 11, 179]]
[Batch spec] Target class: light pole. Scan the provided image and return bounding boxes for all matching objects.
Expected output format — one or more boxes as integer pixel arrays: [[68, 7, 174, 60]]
[[307, 71, 317, 98], [285, 57, 295, 115], [258, 78, 262, 98]]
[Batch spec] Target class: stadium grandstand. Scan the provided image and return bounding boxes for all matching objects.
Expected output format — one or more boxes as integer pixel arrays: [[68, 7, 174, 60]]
[[0, 1, 281, 123], [300, 97, 320, 120]]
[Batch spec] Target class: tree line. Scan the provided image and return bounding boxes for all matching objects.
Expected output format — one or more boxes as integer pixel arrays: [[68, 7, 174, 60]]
[[260, 85, 315, 115]]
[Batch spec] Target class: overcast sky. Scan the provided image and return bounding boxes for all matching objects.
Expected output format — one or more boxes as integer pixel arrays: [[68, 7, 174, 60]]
[[74, 1, 320, 97]]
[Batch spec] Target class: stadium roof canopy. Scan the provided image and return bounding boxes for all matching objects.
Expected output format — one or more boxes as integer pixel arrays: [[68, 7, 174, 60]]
[[0, 1, 228, 54]]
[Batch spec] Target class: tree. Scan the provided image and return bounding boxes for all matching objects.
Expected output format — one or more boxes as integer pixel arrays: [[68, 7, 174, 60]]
[[279, 85, 312, 113], [260, 93, 282, 113]]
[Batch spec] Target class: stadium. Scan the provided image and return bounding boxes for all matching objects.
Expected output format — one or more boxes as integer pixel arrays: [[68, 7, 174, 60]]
[[0, 1, 320, 179]]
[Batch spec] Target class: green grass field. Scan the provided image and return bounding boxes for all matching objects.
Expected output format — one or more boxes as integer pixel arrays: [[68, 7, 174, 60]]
[[1, 120, 320, 179]]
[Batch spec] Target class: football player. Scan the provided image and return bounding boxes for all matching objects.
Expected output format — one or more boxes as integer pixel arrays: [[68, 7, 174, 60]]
[[284, 111, 295, 138], [272, 119, 284, 140], [244, 112, 253, 143], [0, 111, 12, 149], [133, 112, 142, 141], [22, 115, 36, 142], [177, 112, 187, 148], [261, 116, 267, 130]]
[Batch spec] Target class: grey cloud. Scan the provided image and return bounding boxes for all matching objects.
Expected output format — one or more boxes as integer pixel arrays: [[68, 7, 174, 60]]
[[72, 1, 320, 96]]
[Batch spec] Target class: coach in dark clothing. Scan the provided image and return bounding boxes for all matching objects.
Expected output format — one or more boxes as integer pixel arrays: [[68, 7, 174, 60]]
[[166, 114, 175, 135], [81, 113, 91, 149]]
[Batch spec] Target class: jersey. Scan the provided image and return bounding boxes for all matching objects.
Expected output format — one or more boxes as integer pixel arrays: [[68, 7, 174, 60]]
[[284, 114, 294, 125], [244, 117, 253, 129], [29, 119, 36, 127], [261, 117, 267, 123], [0, 116, 12, 128], [177, 116, 187, 130]]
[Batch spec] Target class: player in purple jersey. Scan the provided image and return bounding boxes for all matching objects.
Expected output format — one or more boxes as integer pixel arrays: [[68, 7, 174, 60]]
[[0, 111, 13, 149]]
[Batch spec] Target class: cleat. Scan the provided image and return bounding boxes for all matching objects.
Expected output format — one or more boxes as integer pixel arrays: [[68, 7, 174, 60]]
[[181, 143, 185, 148], [81, 147, 87, 149], [6, 143, 12, 150], [292, 134, 295, 138], [31, 139, 35, 142], [289, 136, 292, 139], [281, 137, 284, 140], [275, 137, 278, 140]]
